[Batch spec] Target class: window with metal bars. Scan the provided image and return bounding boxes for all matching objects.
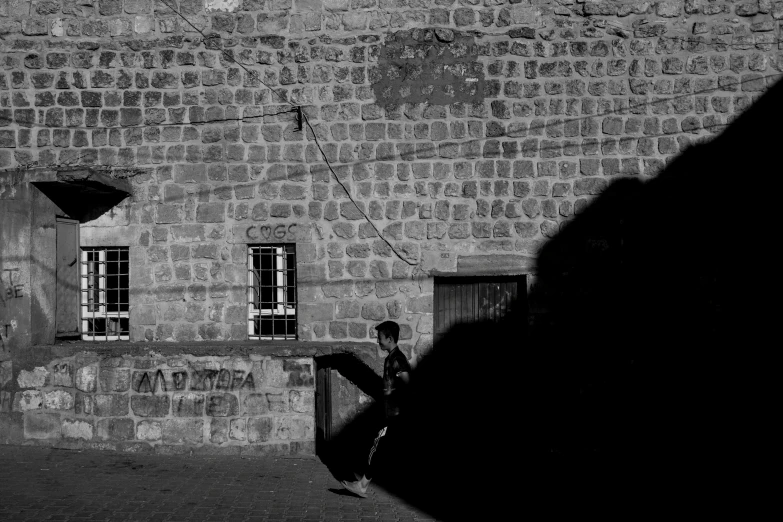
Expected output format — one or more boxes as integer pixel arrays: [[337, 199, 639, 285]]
[[248, 245, 297, 340], [80, 247, 130, 341]]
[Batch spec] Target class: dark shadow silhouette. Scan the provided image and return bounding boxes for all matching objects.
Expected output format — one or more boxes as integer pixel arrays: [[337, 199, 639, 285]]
[[319, 81, 779, 518], [32, 181, 129, 223]]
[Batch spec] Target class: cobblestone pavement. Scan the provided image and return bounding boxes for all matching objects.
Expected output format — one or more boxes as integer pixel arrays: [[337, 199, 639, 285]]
[[0, 446, 440, 522]]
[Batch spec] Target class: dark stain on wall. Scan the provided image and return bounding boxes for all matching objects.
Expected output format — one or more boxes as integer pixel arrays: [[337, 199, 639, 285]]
[[375, 29, 485, 106]]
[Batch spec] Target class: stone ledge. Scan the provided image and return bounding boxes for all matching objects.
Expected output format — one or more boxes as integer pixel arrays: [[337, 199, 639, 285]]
[[35, 341, 378, 360]]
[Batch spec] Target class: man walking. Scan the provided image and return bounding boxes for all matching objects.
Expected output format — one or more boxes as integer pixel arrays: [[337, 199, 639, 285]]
[[341, 321, 411, 498]]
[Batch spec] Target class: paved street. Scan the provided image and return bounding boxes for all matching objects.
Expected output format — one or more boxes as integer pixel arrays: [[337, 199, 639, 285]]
[[0, 446, 439, 522]]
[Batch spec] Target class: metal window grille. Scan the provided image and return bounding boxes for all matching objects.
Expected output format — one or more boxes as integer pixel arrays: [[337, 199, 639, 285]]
[[80, 247, 129, 341], [248, 245, 297, 340]]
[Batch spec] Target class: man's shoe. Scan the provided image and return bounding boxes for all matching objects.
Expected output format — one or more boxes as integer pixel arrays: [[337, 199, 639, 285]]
[[341, 480, 368, 498]]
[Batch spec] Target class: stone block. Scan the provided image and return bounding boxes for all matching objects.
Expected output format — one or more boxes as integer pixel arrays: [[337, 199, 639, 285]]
[[207, 393, 239, 417], [131, 305, 157, 325], [335, 300, 361, 319], [62, 419, 93, 440], [74, 393, 94, 415], [196, 202, 226, 223], [24, 413, 61, 439], [173, 392, 205, 417], [44, 390, 74, 410], [0, 360, 12, 387], [100, 368, 131, 392], [75, 365, 98, 392], [93, 394, 129, 417], [290, 390, 314, 414], [136, 420, 162, 441], [210, 418, 228, 444], [131, 395, 171, 417], [17, 367, 48, 388], [50, 363, 73, 387], [266, 392, 288, 413], [297, 263, 327, 284], [162, 419, 204, 444], [329, 321, 348, 339], [349, 322, 367, 339], [15, 390, 43, 411], [299, 303, 334, 322], [243, 394, 269, 415], [361, 302, 386, 321], [322, 280, 353, 298], [171, 224, 206, 242], [229, 419, 246, 441], [417, 315, 433, 334], [247, 417, 274, 443], [96, 418, 134, 441], [276, 416, 313, 440], [290, 440, 316, 456]]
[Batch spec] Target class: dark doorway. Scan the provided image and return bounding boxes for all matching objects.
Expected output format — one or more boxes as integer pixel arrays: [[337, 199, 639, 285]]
[[314, 356, 332, 456], [434, 275, 528, 345]]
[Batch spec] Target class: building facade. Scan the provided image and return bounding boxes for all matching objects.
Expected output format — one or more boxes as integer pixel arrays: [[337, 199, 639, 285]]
[[0, 0, 776, 453]]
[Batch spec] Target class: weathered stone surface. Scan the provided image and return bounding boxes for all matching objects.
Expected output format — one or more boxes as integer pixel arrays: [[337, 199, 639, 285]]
[[131, 395, 171, 417], [51, 363, 73, 387], [455, 255, 533, 276], [96, 418, 134, 441], [243, 393, 269, 415], [17, 367, 48, 388], [62, 419, 93, 440], [247, 417, 274, 443], [99, 368, 131, 392], [75, 366, 98, 392], [322, 280, 353, 298], [136, 420, 162, 441], [44, 390, 74, 410], [0, 361, 12, 387], [290, 390, 314, 414], [275, 416, 313, 440], [16, 390, 43, 411], [298, 303, 334, 322], [405, 296, 433, 314], [207, 393, 239, 417], [173, 392, 205, 417], [361, 302, 386, 321], [229, 418, 246, 441], [24, 413, 61, 439], [162, 419, 204, 444], [93, 394, 129, 417], [210, 418, 228, 444]]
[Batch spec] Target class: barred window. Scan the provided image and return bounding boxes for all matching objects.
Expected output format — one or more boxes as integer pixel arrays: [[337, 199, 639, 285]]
[[248, 245, 297, 340], [80, 247, 129, 341]]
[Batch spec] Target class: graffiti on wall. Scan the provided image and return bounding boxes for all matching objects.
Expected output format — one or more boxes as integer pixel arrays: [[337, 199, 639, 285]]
[[245, 224, 298, 242], [0, 268, 23, 350], [133, 368, 257, 393]]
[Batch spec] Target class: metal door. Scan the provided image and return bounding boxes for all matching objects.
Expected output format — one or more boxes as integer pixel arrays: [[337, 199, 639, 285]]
[[56, 218, 80, 338], [434, 276, 527, 345]]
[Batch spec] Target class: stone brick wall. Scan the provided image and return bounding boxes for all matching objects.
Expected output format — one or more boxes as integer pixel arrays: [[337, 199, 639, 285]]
[[5, 352, 316, 455], [1, 0, 781, 363]]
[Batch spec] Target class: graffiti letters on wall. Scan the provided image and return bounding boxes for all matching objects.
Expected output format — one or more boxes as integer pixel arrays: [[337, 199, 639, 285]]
[[133, 368, 256, 393], [245, 224, 297, 242], [0, 268, 23, 350]]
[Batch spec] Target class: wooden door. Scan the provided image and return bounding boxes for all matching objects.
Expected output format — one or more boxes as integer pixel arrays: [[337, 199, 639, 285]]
[[314, 358, 332, 456], [55, 218, 80, 337], [434, 276, 527, 345]]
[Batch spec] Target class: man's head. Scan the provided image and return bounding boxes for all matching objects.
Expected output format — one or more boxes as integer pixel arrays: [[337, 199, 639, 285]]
[[376, 321, 400, 352]]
